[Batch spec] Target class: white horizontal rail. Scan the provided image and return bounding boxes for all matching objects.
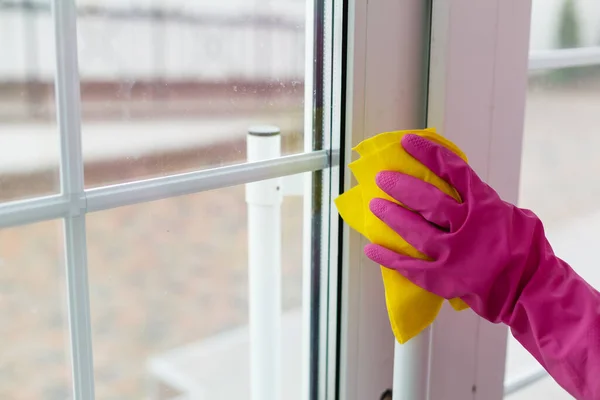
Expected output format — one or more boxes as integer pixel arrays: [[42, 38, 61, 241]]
[[503, 366, 548, 396], [0, 150, 332, 229], [86, 150, 331, 212], [529, 47, 600, 71]]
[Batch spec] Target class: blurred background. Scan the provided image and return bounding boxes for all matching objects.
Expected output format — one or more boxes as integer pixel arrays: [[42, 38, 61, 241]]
[[1, 0, 600, 399], [0, 0, 306, 202], [508, 0, 600, 399]]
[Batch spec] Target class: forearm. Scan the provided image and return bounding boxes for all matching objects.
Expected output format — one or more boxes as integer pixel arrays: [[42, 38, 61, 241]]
[[504, 250, 600, 399]]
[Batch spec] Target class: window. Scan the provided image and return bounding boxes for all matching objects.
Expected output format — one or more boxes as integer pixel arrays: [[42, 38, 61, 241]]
[[0, 0, 343, 399], [4, 0, 585, 399]]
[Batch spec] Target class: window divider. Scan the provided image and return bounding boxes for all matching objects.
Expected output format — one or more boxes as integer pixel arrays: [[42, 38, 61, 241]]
[[0, 151, 332, 229], [51, 0, 95, 398]]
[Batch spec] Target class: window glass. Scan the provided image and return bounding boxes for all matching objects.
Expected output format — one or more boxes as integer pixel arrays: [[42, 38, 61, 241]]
[[0, 220, 71, 399], [86, 184, 307, 398], [75, 1, 307, 188], [0, 3, 60, 203]]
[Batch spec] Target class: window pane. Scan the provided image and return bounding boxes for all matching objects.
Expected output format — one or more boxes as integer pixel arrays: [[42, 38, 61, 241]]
[[506, 70, 600, 398], [86, 183, 307, 398], [0, 3, 60, 203], [0, 220, 72, 399], [75, 1, 307, 188]]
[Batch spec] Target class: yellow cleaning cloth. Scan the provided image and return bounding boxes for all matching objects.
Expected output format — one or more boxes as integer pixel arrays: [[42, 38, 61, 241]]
[[335, 128, 469, 344]]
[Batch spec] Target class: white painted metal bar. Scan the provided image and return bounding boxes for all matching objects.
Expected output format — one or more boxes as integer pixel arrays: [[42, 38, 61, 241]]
[[86, 150, 330, 212], [529, 47, 600, 71], [245, 126, 282, 400], [504, 367, 548, 396], [51, 1, 96, 399], [0, 151, 331, 229]]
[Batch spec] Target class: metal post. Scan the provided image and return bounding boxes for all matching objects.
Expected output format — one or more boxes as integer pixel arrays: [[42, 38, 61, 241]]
[[246, 126, 283, 400], [393, 329, 430, 400]]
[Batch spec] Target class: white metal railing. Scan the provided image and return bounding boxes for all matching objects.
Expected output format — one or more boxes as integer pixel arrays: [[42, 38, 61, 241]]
[[529, 47, 600, 71]]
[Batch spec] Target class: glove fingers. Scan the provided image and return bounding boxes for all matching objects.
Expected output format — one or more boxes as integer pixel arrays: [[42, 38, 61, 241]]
[[364, 243, 458, 299], [375, 171, 465, 231], [401, 134, 476, 199], [369, 198, 443, 258]]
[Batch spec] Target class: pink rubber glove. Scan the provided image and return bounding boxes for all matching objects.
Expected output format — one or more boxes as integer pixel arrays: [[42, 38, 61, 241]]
[[365, 134, 600, 399]]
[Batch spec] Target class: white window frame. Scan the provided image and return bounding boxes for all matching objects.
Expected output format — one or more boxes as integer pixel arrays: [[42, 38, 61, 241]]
[[426, 1, 532, 399], [339, 0, 434, 398]]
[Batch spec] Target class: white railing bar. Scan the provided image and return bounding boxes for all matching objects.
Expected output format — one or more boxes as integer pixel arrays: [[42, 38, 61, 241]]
[[85, 150, 332, 213], [503, 366, 548, 396], [529, 47, 600, 71], [0, 151, 334, 229], [246, 127, 283, 400], [51, 1, 96, 399]]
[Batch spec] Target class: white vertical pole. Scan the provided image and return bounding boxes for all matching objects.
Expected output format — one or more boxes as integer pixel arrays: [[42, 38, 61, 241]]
[[392, 330, 430, 400], [246, 126, 283, 400], [51, 1, 95, 400]]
